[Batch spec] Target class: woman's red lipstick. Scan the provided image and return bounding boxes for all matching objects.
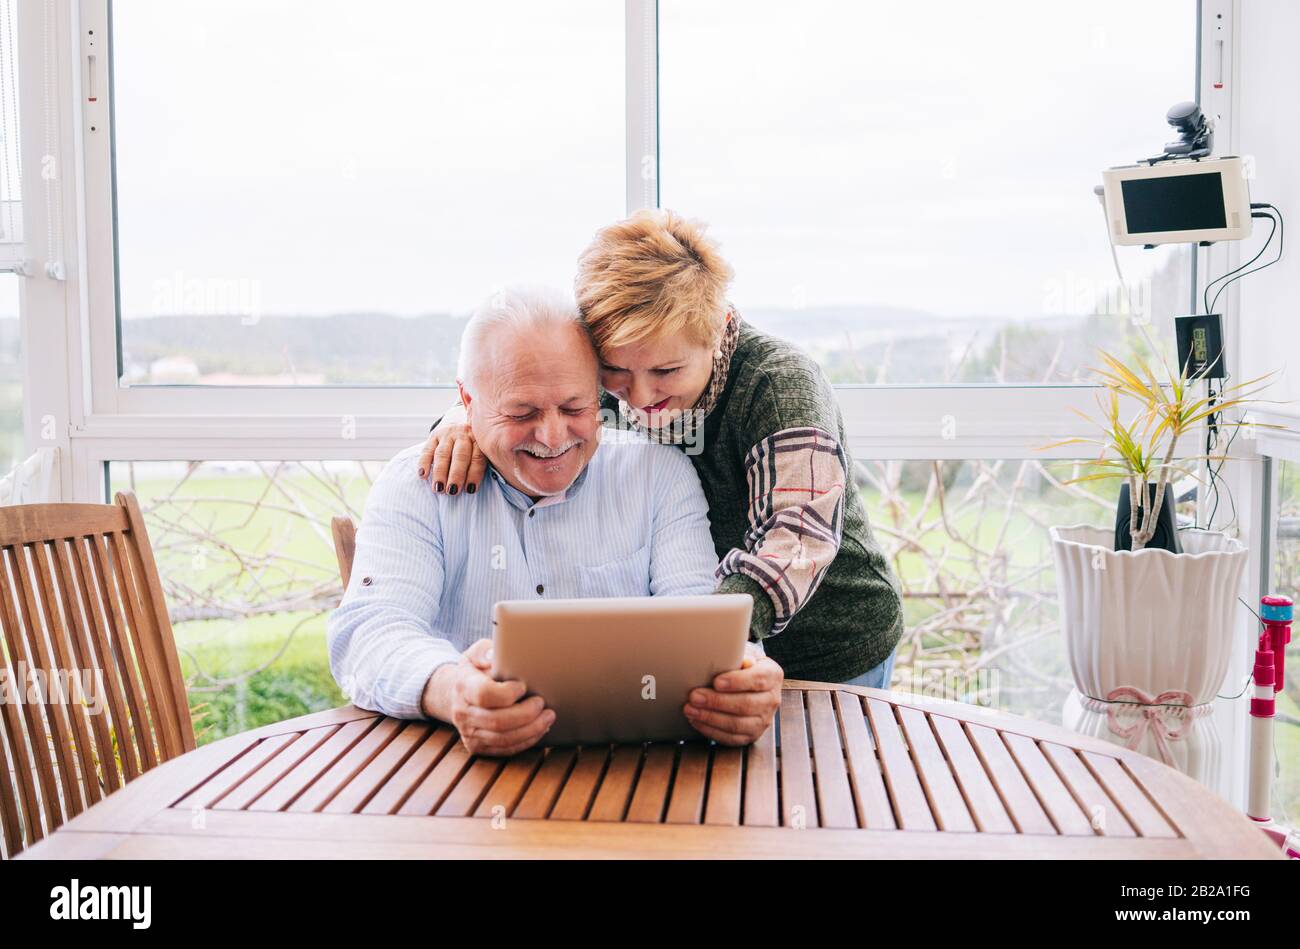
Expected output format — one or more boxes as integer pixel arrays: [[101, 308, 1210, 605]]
[[641, 397, 671, 412]]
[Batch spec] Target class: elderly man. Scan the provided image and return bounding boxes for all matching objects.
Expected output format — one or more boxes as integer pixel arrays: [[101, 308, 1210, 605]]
[[327, 287, 782, 755]]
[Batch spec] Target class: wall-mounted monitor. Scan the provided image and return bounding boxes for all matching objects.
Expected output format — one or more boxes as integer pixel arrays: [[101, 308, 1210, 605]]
[[1102, 156, 1252, 246]]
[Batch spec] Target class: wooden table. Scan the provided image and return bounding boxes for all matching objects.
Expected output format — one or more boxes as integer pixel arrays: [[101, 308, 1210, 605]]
[[18, 681, 1280, 859]]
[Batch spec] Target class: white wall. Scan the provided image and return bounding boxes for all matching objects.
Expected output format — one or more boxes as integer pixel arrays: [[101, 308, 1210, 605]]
[[1237, 0, 1300, 424]]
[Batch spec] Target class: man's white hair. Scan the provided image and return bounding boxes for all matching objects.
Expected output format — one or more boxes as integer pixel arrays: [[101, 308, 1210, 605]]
[[456, 285, 595, 395]]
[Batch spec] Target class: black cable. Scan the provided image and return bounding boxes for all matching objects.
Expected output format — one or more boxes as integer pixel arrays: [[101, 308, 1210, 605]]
[[1194, 204, 1284, 532], [1209, 213, 1283, 315], [1202, 209, 1280, 315], [1205, 385, 1242, 530]]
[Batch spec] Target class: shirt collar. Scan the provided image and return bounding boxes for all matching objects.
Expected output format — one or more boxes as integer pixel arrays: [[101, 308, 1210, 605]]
[[487, 460, 592, 510]]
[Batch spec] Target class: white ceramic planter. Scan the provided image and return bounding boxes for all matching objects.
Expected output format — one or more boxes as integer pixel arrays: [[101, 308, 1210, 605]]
[[1050, 524, 1249, 706], [1063, 688, 1223, 788]]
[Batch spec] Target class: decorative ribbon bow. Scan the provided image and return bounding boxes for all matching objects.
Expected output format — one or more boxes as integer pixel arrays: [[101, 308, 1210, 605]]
[[1103, 686, 1197, 767]]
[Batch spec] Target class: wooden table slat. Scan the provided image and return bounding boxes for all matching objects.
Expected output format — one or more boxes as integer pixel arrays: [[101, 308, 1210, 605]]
[[865, 697, 936, 830], [246, 718, 380, 813], [360, 727, 457, 816], [778, 690, 818, 828], [834, 691, 896, 830], [435, 757, 506, 817], [1041, 742, 1136, 838], [1082, 751, 1180, 839], [212, 726, 341, 812], [512, 747, 577, 820], [702, 746, 743, 826], [396, 742, 473, 816], [965, 723, 1057, 835], [625, 744, 678, 823], [548, 746, 610, 821], [897, 706, 976, 832], [1121, 755, 1257, 857], [473, 749, 544, 819], [323, 722, 434, 815], [172, 731, 301, 811], [741, 722, 778, 827], [929, 715, 1016, 834], [664, 744, 709, 825], [1001, 731, 1095, 836], [586, 745, 644, 822], [288, 718, 404, 813], [806, 690, 857, 828]]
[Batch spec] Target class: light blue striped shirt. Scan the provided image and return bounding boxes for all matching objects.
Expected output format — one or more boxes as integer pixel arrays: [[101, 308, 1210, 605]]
[[326, 428, 720, 719]]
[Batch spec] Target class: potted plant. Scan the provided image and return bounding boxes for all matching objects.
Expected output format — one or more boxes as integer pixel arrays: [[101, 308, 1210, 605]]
[[1044, 349, 1277, 756]]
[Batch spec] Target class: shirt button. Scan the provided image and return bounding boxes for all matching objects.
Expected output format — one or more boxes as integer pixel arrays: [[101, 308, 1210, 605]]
[[528, 509, 535, 518], [536, 584, 544, 595], [361, 576, 373, 586]]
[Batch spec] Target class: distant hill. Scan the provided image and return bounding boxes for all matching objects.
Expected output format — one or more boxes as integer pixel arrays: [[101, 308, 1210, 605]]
[[112, 302, 1168, 387], [120, 312, 469, 385]]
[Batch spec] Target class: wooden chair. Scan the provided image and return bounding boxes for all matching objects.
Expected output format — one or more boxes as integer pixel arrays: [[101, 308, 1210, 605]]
[[331, 516, 357, 590], [0, 491, 194, 858]]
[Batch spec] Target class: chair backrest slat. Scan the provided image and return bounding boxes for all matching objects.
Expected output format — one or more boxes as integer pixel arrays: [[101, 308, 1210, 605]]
[[31, 539, 103, 811], [7, 544, 86, 822], [331, 516, 356, 590], [0, 637, 44, 850], [0, 493, 192, 858], [86, 533, 158, 773], [48, 537, 122, 797], [68, 532, 140, 784], [0, 551, 59, 843], [0, 728, 23, 858], [119, 492, 195, 755], [104, 531, 170, 765]]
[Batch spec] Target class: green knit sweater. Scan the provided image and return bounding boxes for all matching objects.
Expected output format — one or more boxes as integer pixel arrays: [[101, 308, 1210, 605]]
[[602, 322, 905, 682]]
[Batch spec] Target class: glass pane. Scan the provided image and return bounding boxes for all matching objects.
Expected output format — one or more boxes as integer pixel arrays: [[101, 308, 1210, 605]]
[[878, 456, 1240, 801], [108, 460, 383, 743], [1270, 459, 1300, 825], [111, 1, 625, 386], [0, 274, 19, 474], [660, 0, 1196, 383], [878, 457, 1126, 720]]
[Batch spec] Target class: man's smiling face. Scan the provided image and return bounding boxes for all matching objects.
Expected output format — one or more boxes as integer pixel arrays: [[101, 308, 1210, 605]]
[[459, 321, 603, 499]]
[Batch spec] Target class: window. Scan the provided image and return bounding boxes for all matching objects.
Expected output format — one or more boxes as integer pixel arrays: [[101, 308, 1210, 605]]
[[110, 0, 625, 386], [107, 459, 383, 740], [659, 0, 1196, 383], [1269, 459, 1300, 825], [63, 2, 1254, 802], [0, 274, 18, 473]]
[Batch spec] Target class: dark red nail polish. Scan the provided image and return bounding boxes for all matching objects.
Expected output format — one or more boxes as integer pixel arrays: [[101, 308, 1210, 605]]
[[466, 483, 476, 494], [448, 484, 459, 496], [435, 482, 444, 493]]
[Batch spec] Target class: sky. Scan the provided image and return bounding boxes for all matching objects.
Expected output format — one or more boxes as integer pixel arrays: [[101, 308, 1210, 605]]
[[104, 0, 1197, 321]]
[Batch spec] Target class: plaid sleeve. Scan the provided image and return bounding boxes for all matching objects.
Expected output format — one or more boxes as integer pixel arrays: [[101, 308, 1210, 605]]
[[715, 426, 847, 636]]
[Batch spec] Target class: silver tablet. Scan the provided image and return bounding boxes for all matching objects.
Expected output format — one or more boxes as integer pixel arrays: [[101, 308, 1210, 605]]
[[491, 594, 752, 746]]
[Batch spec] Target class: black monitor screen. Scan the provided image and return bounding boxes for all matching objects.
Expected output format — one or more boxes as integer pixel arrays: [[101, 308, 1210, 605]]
[[1121, 172, 1227, 233]]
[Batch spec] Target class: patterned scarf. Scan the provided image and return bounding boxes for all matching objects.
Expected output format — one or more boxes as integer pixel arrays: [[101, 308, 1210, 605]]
[[618, 306, 742, 445]]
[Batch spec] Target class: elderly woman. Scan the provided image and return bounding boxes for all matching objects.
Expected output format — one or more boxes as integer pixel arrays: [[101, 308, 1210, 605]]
[[420, 210, 904, 696]]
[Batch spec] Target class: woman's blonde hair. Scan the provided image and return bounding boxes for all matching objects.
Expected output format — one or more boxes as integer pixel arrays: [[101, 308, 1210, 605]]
[[574, 209, 734, 352]]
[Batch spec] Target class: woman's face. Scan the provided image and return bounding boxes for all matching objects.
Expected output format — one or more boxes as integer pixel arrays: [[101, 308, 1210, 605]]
[[599, 334, 716, 429]]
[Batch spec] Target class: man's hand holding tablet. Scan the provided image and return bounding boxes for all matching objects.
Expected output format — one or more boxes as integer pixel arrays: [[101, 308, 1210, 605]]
[[683, 643, 783, 745], [421, 639, 555, 756]]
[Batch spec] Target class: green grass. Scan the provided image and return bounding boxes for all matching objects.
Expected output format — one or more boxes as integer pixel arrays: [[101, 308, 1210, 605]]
[[177, 611, 345, 744]]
